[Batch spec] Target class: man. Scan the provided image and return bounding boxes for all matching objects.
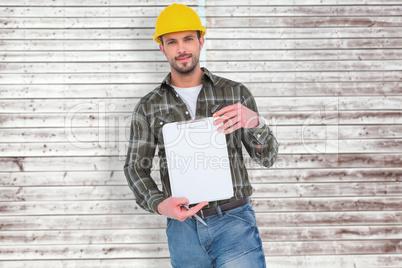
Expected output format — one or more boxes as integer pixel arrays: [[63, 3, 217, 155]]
[[124, 3, 278, 267]]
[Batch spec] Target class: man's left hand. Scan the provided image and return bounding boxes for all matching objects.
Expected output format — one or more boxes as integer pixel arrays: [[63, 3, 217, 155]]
[[213, 103, 259, 134]]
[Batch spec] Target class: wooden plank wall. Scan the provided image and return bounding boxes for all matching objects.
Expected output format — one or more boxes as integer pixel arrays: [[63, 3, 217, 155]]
[[1, 0, 401, 267]]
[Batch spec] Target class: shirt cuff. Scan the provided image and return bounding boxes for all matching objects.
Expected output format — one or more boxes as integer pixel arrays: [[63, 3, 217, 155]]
[[148, 194, 168, 214], [244, 116, 270, 143]]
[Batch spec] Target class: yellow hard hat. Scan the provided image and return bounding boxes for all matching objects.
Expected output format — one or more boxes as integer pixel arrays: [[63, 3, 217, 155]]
[[153, 3, 206, 44]]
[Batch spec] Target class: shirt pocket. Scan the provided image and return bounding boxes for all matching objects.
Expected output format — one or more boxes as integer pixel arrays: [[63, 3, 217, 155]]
[[150, 114, 175, 144]]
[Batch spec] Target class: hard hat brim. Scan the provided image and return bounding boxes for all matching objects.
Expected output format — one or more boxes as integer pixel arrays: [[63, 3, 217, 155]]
[[153, 26, 206, 44]]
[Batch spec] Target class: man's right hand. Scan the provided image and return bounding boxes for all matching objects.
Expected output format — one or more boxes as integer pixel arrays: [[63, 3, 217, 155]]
[[157, 196, 208, 222]]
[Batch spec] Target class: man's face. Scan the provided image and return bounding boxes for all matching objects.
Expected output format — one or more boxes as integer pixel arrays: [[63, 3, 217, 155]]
[[159, 31, 204, 75]]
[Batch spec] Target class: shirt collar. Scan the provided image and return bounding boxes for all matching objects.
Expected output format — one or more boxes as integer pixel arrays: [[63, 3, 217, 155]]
[[161, 67, 214, 90]]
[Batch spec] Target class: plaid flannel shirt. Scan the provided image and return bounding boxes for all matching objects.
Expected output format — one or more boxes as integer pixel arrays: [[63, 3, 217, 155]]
[[124, 68, 278, 213]]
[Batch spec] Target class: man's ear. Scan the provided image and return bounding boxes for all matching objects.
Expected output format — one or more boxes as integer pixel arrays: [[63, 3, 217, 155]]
[[159, 43, 166, 55], [199, 36, 205, 51]]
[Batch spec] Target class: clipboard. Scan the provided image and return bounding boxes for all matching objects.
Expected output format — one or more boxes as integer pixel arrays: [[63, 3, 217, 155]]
[[162, 117, 233, 205]]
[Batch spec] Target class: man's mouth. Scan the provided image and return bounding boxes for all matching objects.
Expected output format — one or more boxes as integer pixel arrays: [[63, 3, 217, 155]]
[[176, 55, 191, 62]]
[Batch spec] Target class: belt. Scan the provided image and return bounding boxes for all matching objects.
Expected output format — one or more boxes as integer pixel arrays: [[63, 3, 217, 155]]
[[193, 197, 250, 219]]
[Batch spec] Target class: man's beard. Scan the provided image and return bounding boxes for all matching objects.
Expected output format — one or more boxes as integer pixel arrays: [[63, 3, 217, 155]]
[[170, 53, 199, 75]]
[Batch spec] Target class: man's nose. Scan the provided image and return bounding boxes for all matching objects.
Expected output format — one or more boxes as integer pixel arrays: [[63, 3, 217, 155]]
[[177, 41, 186, 54]]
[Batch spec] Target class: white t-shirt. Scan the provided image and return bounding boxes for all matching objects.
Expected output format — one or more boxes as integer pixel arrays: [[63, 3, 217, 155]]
[[172, 85, 203, 119]]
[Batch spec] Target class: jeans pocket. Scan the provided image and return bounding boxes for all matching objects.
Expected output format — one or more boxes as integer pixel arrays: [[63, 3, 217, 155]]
[[225, 208, 257, 227], [166, 218, 174, 233]]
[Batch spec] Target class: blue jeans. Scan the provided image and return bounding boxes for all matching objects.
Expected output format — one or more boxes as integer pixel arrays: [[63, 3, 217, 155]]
[[166, 203, 266, 268]]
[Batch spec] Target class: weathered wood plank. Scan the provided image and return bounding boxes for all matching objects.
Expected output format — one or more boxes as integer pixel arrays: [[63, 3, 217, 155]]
[[0, 214, 165, 230], [0, 154, 401, 172], [1, 256, 402, 268], [209, 49, 402, 62], [0, 154, 400, 172], [207, 39, 402, 50], [1, 97, 401, 114], [3, 28, 402, 40], [254, 182, 402, 198], [1, 125, 401, 143], [207, 0, 402, 5], [209, 27, 402, 39], [0, 212, 401, 230], [1, 111, 401, 129], [0, 84, 158, 98], [280, 139, 402, 154], [0, 244, 171, 260], [2, 182, 401, 201], [1, 139, 401, 157], [264, 240, 402, 256], [207, 17, 402, 28], [0, 240, 401, 259], [2, 39, 402, 51], [0, 229, 168, 245], [266, 255, 402, 268], [1, 168, 400, 187], [259, 226, 402, 241], [0, 0, 198, 5], [1, 82, 400, 98], [3, 61, 401, 73], [0, 71, 400, 84], [1, 197, 401, 216], [1, 226, 401, 245], [1, 17, 402, 29], [2, 6, 402, 18], [0, 259, 172, 268], [3, 50, 402, 64], [0, 0, 399, 5]]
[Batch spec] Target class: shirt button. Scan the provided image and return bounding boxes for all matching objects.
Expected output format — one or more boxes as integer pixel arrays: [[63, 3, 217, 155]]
[[185, 111, 189, 115], [176, 94, 178, 97], [257, 134, 261, 138], [160, 122, 163, 125]]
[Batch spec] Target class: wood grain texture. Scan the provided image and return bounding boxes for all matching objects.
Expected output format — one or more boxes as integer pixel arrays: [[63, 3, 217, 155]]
[[1, 97, 401, 113], [0, 212, 401, 230], [0, 0, 400, 5], [3, 61, 402, 73], [2, 6, 402, 17], [1, 82, 401, 98], [0, 154, 401, 172], [1, 181, 401, 202], [1, 256, 401, 268], [0, 139, 401, 157], [3, 28, 402, 40], [1, 197, 401, 216], [0, 125, 401, 143], [1, 168, 400, 187], [1, 1, 401, 266], [2, 17, 402, 28], [1, 225, 401, 245], [1, 72, 400, 84], [2, 39, 402, 51]]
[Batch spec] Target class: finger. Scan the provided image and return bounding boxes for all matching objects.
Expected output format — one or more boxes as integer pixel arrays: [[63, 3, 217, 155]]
[[223, 121, 241, 134], [185, 202, 209, 216], [219, 115, 240, 132], [214, 109, 238, 126], [213, 103, 237, 117]]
